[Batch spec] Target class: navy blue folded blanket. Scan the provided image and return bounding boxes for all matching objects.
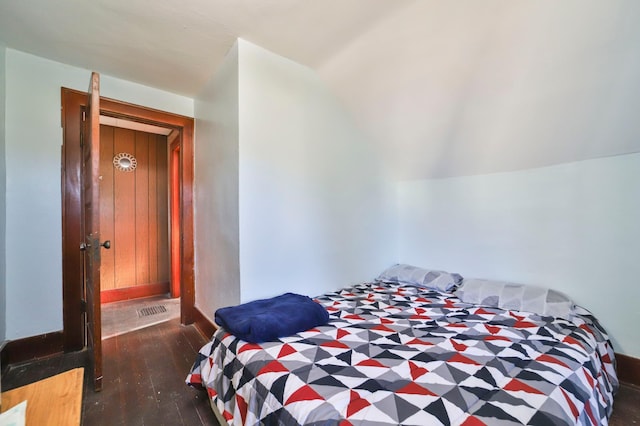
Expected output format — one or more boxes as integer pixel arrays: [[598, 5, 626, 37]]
[[214, 292, 330, 343]]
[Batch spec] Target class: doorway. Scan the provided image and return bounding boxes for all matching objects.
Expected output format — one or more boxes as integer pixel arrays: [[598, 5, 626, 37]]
[[60, 87, 195, 359], [98, 123, 178, 338], [99, 124, 171, 303]]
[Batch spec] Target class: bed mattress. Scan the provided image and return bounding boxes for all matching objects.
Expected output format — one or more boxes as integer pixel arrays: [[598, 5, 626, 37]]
[[187, 282, 618, 425]]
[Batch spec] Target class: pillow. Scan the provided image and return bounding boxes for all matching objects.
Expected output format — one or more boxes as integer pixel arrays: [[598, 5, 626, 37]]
[[455, 278, 575, 319], [376, 264, 463, 292]]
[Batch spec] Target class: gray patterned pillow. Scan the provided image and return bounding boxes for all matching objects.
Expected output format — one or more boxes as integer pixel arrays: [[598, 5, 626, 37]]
[[455, 278, 575, 319], [376, 264, 463, 292]]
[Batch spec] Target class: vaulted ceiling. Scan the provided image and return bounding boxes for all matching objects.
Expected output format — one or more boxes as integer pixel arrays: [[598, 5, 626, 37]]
[[2, 0, 639, 179], [0, 0, 412, 96]]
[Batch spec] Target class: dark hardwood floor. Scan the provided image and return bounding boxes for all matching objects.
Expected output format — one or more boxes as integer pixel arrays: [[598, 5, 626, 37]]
[[2, 319, 219, 425], [610, 383, 640, 426], [82, 318, 219, 425], [2, 319, 639, 425]]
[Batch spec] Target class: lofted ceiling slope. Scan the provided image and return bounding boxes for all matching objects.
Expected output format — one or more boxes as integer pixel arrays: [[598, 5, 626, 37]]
[[2, 0, 640, 179], [319, 0, 640, 178], [0, 0, 412, 97]]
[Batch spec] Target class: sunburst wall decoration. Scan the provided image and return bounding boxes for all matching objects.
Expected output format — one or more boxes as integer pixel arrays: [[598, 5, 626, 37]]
[[113, 152, 137, 172]]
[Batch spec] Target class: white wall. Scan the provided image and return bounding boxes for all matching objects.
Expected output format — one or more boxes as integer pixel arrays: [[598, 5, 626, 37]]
[[398, 153, 640, 358], [194, 42, 241, 322], [0, 45, 6, 342], [320, 0, 640, 180], [4, 49, 193, 340], [317, 0, 640, 359], [193, 40, 393, 319], [237, 40, 393, 302]]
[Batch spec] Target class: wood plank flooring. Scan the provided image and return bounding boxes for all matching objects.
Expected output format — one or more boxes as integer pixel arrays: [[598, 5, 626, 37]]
[[2, 319, 639, 425], [610, 383, 640, 426], [2, 319, 219, 426], [81, 318, 218, 425]]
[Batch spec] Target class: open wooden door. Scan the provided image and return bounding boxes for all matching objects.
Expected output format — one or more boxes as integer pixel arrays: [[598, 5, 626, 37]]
[[83, 72, 105, 391]]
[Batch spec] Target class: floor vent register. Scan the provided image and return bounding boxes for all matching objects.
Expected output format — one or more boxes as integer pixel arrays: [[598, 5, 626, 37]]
[[138, 305, 168, 317]]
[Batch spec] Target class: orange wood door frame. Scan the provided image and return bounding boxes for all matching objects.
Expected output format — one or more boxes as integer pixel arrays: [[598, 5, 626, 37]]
[[61, 88, 195, 352], [170, 139, 181, 298]]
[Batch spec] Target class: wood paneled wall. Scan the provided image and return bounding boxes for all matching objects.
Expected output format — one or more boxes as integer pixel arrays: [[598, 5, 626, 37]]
[[99, 125, 169, 295]]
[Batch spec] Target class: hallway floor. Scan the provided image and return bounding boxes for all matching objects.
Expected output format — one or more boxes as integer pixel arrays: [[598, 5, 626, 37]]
[[101, 295, 180, 339]]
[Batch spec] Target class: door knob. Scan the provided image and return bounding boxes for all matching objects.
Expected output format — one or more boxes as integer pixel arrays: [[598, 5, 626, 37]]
[[80, 241, 111, 251]]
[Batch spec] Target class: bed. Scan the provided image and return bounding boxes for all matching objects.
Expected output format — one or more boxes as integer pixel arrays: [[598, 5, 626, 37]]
[[186, 281, 618, 425]]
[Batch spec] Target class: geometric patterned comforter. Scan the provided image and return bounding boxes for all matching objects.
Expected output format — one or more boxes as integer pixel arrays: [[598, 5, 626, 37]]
[[186, 282, 619, 425]]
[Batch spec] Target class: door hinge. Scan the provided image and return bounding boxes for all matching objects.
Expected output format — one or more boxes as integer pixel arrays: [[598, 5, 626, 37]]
[[80, 110, 86, 148], [81, 299, 87, 313]]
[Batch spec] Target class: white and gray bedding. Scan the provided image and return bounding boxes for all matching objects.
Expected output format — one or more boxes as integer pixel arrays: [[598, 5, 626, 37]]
[[187, 281, 618, 425]]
